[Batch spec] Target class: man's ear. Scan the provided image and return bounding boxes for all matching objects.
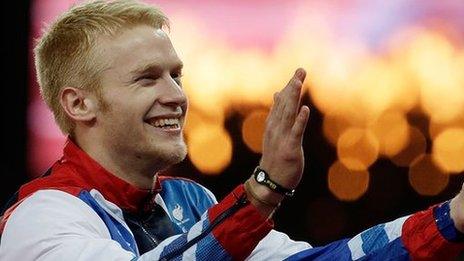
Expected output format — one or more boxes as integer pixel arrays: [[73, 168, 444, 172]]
[[59, 87, 98, 123]]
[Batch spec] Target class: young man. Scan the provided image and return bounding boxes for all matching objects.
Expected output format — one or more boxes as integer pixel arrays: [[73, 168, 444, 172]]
[[1, 0, 464, 260]]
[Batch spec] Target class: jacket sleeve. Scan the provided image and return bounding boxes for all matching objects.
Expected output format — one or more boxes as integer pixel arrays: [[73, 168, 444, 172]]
[[0, 185, 273, 261], [283, 201, 464, 260]]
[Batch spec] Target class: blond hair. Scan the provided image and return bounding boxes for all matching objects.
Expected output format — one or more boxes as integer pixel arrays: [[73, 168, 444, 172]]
[[34, 0, 169, 134]]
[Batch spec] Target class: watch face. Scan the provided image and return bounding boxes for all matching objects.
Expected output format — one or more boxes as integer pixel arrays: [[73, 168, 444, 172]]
[[256, 171, 266, 182]]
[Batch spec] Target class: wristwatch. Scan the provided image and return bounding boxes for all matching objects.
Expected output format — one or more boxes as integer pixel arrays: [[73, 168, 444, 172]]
[[253, 166, 295, 197]]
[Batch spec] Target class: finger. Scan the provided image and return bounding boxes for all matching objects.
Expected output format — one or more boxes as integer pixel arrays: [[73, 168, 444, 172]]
[[267, 69, 307, 128], [268, 92, 279, 116], [290, 105, 310, 144], [281, 69, 306, 126], [266, 92, 281, 126], [295, 68, 306, 82], [281, 68, 306, 98]]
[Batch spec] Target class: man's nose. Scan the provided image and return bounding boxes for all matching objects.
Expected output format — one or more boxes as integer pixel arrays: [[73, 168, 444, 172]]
[[158, 76, 187, 108]]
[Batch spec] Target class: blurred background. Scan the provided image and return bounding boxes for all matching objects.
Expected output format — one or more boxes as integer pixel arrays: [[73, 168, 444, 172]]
[[3, 0, 464, 246]]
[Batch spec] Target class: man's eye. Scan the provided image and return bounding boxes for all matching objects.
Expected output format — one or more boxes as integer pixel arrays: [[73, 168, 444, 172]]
[[137, 75, 156, 81], [171, 72, 183, 79], [171, 73, 183, 85], [135, 75, 158, 86]]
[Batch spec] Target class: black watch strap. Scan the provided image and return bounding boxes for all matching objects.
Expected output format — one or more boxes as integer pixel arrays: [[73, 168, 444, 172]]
[[253, 167, 295, 197]]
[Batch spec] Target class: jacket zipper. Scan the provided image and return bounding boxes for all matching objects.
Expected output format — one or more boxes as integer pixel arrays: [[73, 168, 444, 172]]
[[140, 221, 159, 249]]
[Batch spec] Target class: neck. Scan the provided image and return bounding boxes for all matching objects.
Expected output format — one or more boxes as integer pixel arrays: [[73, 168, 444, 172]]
[[73, 132, 160, 189]]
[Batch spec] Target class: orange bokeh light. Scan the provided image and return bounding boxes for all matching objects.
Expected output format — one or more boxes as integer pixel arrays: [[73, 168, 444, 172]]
[[409, 154, 449, 196], [328, 161, 370, 201], [432, 128, 464, 173], [187, 124, 233, 175], [241, 110, 268, 153], [322, 114, 351, 146], [184, 109, 224, 136], [391, 127, 427, 167], [429, 115, 464, 139], [337, 128, 379, 171], [370, 111, 410, 157]]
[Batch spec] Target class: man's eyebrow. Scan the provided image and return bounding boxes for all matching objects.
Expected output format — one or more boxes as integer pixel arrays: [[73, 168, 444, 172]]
[[130, 62, 162, 76], [130, 61, 184, 75]]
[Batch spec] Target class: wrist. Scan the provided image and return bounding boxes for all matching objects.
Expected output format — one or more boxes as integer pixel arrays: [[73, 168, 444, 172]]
[[245, 177, 284, 219], [247, 177, 285, 206]]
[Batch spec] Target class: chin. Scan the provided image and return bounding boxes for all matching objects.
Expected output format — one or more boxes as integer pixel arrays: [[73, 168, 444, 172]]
[[152, 142, 188, 169]]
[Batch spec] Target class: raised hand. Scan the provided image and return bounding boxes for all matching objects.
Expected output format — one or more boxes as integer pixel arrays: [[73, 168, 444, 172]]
[[246, 68, 310, 215], [260, 68, 310, 189]]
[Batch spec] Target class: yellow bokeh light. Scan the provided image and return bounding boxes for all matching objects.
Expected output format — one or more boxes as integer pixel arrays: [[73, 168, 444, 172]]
[[184, 109, 225, 137], [166, 14, 464, 188], [370, 111, 410, 157], [409, 154, 449, 196], [187, 124, 233, 175], [310, 50, 362, 119], [183, 48, 232, 113], [337, 128, 379, 170], [241, 110, 268, 153], [355, 60, 408, 119], [227, 51, 283, 105], [328, 161, 369, 201], [432, 128, 464, 173], [183, 110, 204, 136], [391, 127, 427, 167], [429, 115, 464, 139], [407, 31, 464, 123]]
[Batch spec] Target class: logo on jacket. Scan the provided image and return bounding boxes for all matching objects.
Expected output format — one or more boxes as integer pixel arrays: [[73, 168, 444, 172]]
[[172, 204, 183, 222]]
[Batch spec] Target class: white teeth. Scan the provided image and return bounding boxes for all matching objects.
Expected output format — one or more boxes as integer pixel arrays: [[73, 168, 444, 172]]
[[150, 118, 180, 128]]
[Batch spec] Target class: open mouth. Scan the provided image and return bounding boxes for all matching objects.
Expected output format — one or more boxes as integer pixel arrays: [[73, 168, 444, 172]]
[[145, 117, 181, 130]]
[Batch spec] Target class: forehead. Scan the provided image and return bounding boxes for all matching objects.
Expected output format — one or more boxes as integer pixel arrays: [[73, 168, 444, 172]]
[[99, 25, 182, 73]]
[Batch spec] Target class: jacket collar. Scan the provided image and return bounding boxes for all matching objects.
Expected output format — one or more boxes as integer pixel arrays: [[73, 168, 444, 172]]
[[61, 138, 160, 213]]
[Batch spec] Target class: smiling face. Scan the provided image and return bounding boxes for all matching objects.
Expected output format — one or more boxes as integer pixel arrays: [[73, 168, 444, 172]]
[[94, 25, 188, 172]]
